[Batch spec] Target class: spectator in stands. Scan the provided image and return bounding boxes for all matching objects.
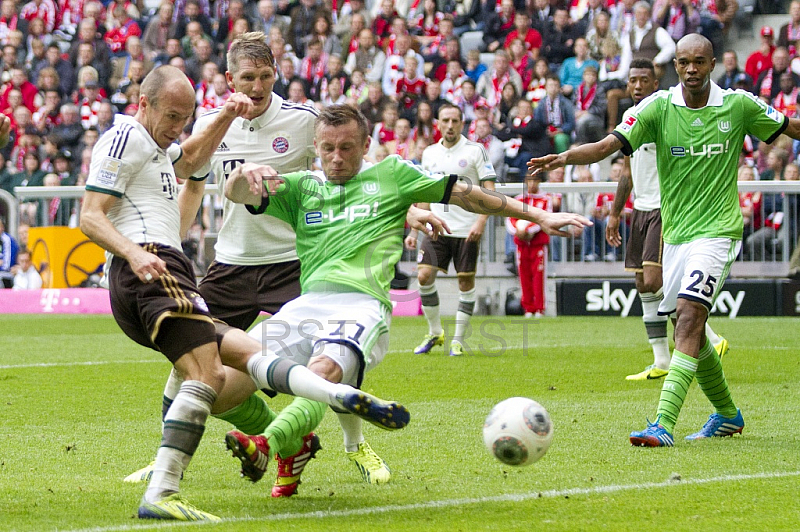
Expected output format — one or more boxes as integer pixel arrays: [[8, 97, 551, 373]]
[[174, 0, 214, 41], [598, 37, 630, 132], [0, 0, 27, 47], [477, 50, 523, 108], [473, 116, 505, 180], [289, 0, 325, 57], [0, 217, 18, 288], [345, 28, 386, 83], [747, 150, 789, 260], [104, 3, 142, 56], [95, 101, 115, 136], [53, 149, 78, 186], [772, 71, 800, 119], [653, 0, 699, 42], [615, 0, 638, 37], [560, 37, 600, 97], [421, 78, 448, 118], [745, 26, 775, 82], [384, 117, 412, 158], [340, 13, 367, 62], [620, 1, 675, 81], [256, 0, 289, 41], [465, 48, 487, 83], [69, 17, 111, 68], [496, 98, 548, 178], [428, 35, 463, 83], [371, 0, 397, 47], [450, 0, 486, 36], [372, 103, 398, 145], [346, 69, 369, 103], [411, 99, 441, 144], [534, 75, 575, 154], [542, 7, 578, 70], [717, 49, 752, 90], [507, 39, 533, 90], [78, 80, 103, 130], [482, 0, 515, 53], [184, 37, 221, 86], [778, 0, 800, 56], [738, 164, 761, 242], [274, 55, 305, 99], [573, 65, 607, 144], [34, 44, 75, 97], [300, 38, 328, 100], [360, 81, 390, 129], [40, 173, 70, 226], [20, 0, 57, 34], [757, 47, 800, 103], [0, 152, 12, 193], [1, 67, 38, 113], [75, 42, 111, 95], [318, 54, 350, 102], [525, 57, 552, 106], [51, 103, 84, 151], [11, 248, 41, 289], [217, 0, 254, 49], [382, 33, 424, 97], [494, 81, 520, 127], [142, 2, 177, 62], [695, 0, 737, 58], [334, 0, 370, 38], [505, 11, 542, 59], [410, 0, 443, 47], [287, 79, 310, 105], [586, 9, 622, 62]]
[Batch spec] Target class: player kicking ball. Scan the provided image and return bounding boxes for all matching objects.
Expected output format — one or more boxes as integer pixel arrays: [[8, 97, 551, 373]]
[[223, 105, 590, 473]]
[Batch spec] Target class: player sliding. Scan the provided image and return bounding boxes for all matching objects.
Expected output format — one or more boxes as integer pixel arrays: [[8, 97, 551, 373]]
[[81, 67, 411, 522], [529, 33, 800, 446], [222, 104, 590, 476]]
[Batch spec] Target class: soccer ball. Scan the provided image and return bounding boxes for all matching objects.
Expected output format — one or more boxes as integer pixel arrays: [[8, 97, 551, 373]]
[[483, 397, 553, 467]]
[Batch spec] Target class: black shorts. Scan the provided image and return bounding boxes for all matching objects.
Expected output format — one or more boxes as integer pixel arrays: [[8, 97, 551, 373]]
[[625, 208, 663, 272], [198, 260, 302, 330], [108, 243, 217, 364], [418, 235, 479, 275]]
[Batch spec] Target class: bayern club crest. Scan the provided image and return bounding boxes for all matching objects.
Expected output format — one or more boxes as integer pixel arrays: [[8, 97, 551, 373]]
[[458, 159, 468, 168], [272, 136, 289, 153]]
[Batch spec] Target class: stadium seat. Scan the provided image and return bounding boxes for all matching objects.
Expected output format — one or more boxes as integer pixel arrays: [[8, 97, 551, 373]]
[[459, 31, 484, 61]]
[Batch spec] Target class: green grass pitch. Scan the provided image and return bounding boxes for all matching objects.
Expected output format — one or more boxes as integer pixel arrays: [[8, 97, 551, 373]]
[[0, 314, 798, 531]]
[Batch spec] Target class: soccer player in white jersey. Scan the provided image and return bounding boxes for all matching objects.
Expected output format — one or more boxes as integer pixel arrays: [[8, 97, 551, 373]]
[[605, 58, 729, 382], [81, 66, 412, 522], [405, 103, 497, 357], [529, 34, 800, 447], [122, 32, 393, 494], [223, 104, 590, 474]]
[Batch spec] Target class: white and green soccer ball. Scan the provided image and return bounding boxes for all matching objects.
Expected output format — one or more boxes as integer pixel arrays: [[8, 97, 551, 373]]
[[483, 397, 554, 467]]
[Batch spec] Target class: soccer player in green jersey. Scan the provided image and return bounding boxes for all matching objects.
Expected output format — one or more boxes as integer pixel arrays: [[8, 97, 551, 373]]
[[222, 104, 590, 468], [529, 33, 800, 447]]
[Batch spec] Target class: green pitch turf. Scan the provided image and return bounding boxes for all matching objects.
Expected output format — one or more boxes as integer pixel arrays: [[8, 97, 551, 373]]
[[0, 315, 798, 531]]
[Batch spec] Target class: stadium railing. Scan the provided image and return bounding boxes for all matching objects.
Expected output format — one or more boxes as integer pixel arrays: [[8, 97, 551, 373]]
[[13, 180, 800, 279]]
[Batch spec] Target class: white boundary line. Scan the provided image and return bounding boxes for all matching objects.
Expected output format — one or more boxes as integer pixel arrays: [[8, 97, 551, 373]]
[[62, 470, 800, 532]]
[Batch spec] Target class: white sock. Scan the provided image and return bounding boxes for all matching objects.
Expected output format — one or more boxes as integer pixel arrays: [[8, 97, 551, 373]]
[[705, 323, 721, 345], [640, 290, 670, 369], [337, 412, 365, 452], [145, 381, 216, 503], [453, 288, 476, 345], [419, 282, 443, 335], [161, 368, 183, 421], [246, 352, 351, 406]]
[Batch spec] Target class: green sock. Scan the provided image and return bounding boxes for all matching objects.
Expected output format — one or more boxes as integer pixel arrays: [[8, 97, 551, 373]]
[[264, 397, 326, 458], [214, 394, 277, 434], [696, 338, 738, 418], [656, 350, 698, 433]]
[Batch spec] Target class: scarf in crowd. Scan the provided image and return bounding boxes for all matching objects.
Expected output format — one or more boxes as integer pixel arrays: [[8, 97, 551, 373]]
[[301, 55, 326, 86], [512, 115, 532, 127], [773, 87, 799, 117], [490, 70, 510, 107], [48, 196, 61, 224], [475, 135, 492, 149], [576, 82, 596, 111], [545, 95, 562, 127], [760, 68, 777, 98]]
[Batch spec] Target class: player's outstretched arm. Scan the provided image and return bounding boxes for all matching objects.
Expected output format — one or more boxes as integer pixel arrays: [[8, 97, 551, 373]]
[[173, 93, 255, 179], [782, 116, 800, 140], [527, 134, 624, 176], [606, 156, 633, 248], [448, 181, 592, 237], [224, 162, 284, 206]]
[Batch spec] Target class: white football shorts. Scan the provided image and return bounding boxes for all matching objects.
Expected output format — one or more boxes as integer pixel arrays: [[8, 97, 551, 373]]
[[659, 237, 741, 316], [247, 291, 391, 387]]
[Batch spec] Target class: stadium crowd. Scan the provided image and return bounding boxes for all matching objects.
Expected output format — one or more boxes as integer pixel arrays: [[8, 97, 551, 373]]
[[0, 0, 799, 288]]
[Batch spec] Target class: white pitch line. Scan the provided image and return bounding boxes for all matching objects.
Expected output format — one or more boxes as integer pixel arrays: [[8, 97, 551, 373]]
[[61, 470, 800, 532]]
